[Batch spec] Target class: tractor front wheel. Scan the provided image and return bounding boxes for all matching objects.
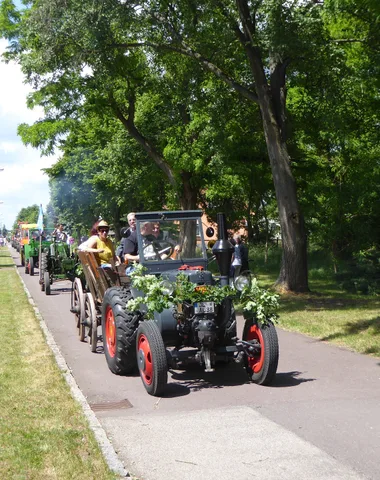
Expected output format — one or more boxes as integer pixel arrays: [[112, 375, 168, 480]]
[[242, 317, 279, 386], [136, 320, 168, 397], [101, 287, 140, 375]]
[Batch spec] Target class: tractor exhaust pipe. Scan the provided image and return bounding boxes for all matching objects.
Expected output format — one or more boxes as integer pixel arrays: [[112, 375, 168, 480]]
[[211, 213, 234, 287]]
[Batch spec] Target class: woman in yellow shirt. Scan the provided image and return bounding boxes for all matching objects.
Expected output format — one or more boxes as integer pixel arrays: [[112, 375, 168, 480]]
[[79, 220, 119, 268]]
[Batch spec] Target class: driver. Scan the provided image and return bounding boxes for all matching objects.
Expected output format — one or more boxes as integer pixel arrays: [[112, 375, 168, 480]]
[[124, 221, 177, 263], [123, 221, 154, 264], [152, 222, 181, 259]]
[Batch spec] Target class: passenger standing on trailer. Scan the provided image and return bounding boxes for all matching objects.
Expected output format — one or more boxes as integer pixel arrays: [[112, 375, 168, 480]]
[[116, 212, 137, 263]]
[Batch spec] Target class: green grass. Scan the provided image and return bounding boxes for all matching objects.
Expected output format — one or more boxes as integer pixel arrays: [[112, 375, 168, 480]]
[[0, 248, 120, 480], [250, 245, 380, 358]]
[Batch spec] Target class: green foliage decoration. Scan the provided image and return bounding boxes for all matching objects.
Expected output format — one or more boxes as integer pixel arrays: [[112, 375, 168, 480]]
[[126, 264, 279, 323], [238, 278, 280, 323]]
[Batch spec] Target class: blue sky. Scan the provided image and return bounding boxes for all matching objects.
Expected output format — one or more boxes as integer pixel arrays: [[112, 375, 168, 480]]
[[0, 39, 58, 230]]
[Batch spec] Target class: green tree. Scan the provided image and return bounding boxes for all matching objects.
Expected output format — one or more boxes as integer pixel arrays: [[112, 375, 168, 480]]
[[0, 0, 315, 291], [13, 204, 39, 230]]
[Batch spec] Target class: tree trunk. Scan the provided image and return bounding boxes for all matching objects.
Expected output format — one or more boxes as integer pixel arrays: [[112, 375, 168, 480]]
[[234, 0, 309, 292], [262, 116, 309, 291], [179, 172, 198, 256], [246, 56, 309, 291]]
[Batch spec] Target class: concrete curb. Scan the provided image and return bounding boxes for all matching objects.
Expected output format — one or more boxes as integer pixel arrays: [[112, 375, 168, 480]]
[[14, 261, 130, 478]]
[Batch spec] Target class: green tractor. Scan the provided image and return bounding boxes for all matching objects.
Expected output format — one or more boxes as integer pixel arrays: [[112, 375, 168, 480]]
[[20, 224, 50, 275], [39, 234, 78, 295]]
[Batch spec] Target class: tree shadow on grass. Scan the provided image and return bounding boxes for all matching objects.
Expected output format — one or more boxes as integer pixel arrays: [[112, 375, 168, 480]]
[[279, 294, 380, 315], [320, 316, 380, 357]]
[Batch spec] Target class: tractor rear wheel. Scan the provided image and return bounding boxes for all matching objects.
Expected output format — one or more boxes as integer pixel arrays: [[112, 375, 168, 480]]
[[101, 287, 140, 375], [44, 271, 51, 295], [242, 317, 279, 386], [29, 256, 35, 276], [40, 252, 48, 291], [137, 320, 168, 396]]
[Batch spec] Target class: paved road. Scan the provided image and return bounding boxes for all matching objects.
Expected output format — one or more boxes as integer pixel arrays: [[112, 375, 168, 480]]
[[11, 248, 380, 479]]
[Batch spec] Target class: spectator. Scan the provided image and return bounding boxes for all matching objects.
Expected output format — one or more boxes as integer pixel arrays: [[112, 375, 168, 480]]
[[230, 234, 249, 278]]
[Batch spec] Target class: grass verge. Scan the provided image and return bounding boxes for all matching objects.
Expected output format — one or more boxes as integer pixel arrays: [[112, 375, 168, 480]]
[[254, 261, 380, 358], [0, 247, 120, 480]]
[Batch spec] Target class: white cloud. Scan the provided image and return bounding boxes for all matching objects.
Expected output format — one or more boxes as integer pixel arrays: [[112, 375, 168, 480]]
[[0, 39, 57, 230]]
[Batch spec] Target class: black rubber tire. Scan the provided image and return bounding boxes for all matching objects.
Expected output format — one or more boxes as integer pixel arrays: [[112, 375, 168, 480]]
[[136, 320, 168, 397], [40, 252, 48, 273], [21, 251, 25, 266], [25, 261, 29, 274], [40, 252, 48, 291], [44, 271, 51, 295], [72, 277, 85, 340], [242, 317, 279, 386], [29, 256, 35, 276], [101, 287, 140, 375], [84, 292, 98, 352]]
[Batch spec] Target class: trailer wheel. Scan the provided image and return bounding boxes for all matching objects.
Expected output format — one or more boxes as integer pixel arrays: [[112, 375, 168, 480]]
[[44, 271, 51, 296], [71, 278, 85, 333], [137, 320, 167, 396], [101, 287, 140, 375], [242, 317, 279, 386], [84, 292, 98, 352], [29, 256, 35, 276]]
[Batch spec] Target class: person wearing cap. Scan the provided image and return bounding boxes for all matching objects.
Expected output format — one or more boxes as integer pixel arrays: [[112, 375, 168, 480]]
[[78, 220, 119, 268]]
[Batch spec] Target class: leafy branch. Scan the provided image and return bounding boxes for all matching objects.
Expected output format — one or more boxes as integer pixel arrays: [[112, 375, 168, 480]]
[[127, 264, 279, 322]]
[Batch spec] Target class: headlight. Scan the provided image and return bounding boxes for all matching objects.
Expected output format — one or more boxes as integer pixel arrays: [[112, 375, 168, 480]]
[[234, 274, 252, 292], [161, 280, 174, 296]]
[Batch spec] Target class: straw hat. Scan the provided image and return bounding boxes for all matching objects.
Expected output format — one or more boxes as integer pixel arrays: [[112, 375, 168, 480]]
[[97, 220, 110, 230]]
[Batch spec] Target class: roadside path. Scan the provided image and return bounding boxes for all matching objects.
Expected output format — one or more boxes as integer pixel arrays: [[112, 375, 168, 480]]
[[12, 247, 380, 479]]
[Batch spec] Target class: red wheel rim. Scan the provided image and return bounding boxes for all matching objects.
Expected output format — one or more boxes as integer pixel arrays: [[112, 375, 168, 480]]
[[246, 324, 264, 373], [138, 334, 153, 385], [105, 306, 116, 358]]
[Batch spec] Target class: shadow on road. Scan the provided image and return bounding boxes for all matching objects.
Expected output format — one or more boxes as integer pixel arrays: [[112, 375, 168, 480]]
[[271, 371, 316, 387], [163, 366, 316, 397], [163, 362, 251, 397]]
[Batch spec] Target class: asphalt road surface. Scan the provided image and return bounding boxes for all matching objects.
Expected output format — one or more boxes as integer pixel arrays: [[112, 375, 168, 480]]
[[11, 247, 380, 480]]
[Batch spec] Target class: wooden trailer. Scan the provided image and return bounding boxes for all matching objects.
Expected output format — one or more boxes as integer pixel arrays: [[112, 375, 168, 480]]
[[70, 251, 130, 352]]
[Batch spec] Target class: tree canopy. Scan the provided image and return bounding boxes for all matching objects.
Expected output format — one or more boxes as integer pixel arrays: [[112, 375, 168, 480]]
[[1, 0, 380, 292]]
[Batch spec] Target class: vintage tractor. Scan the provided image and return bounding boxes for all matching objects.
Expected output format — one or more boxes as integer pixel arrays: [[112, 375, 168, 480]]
[[23, 229, 53, 276], [18, 223, 45, 274], [101, 210, 279, 397], [39, 234, 77, 294]]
